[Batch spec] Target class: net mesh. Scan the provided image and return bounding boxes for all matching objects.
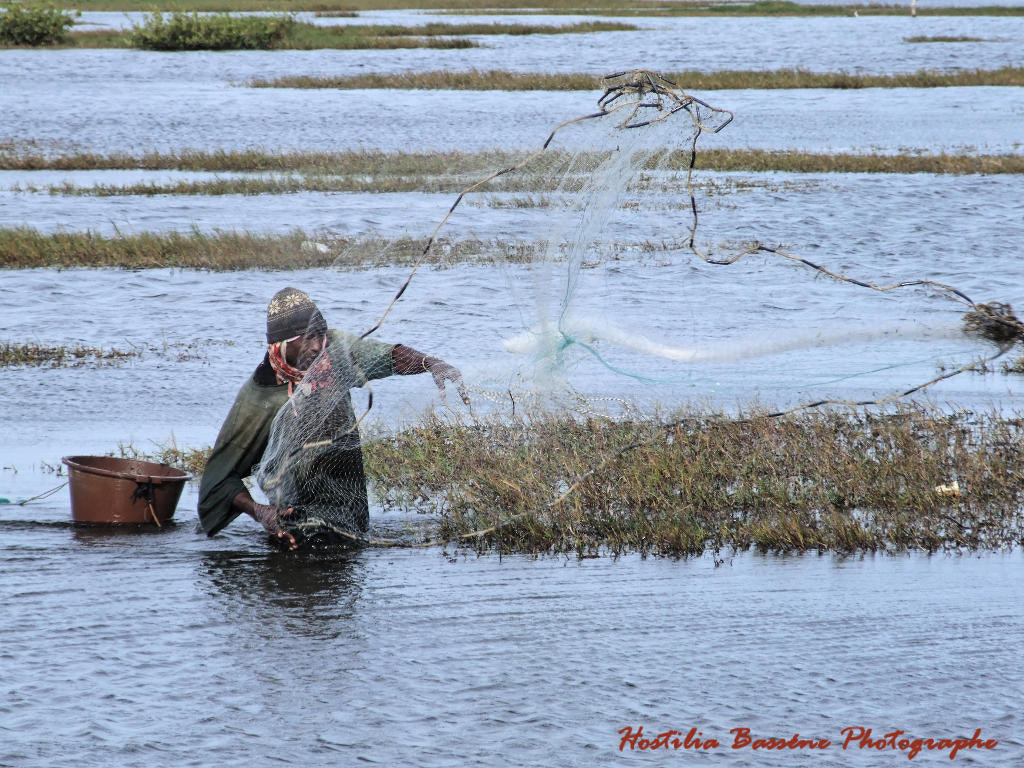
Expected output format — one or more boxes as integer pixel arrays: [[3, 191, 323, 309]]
[[252, 70, 1021, 548]]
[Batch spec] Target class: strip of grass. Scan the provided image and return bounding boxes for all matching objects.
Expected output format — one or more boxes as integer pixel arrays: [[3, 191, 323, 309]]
[[55, 0, 1024, 17], [6, 148, 1021, 177], [349, 21, 636, 35], [19, 176, 807, 198], [54, 19, 481, 49], [903, 35, 992, 43], [0, 228, 547, 269], [0, 148, 517, 173], [24, 175, 488, 196], [365, 407, 1024, 556], [251, 65, 1024, 90], [29, 19, 633, 50], [0, 341, 138, 367]]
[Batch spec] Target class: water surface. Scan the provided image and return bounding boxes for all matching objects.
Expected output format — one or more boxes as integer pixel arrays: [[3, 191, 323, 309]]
[[1, 517, 1021, 767]]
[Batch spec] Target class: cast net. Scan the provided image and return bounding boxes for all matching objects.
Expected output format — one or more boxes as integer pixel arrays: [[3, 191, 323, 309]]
[[253, 70, 1022, 549]]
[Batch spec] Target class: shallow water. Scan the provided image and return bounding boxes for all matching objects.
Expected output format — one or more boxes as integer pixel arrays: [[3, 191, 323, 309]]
[[65, 11, 1024, 76], [4, 75, 1023, 155], [1, 515, 1022, 767], [3, 14, 1024, 155]]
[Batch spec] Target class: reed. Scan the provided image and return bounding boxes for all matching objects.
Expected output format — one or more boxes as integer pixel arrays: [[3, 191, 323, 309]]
[[6, 148, 1022, 177], [250, 66, 1024, 90]]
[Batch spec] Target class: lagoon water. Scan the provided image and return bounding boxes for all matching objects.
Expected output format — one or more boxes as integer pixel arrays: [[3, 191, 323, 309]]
[[2, 7, 1023, 767], [1, 517, 1022, 767]]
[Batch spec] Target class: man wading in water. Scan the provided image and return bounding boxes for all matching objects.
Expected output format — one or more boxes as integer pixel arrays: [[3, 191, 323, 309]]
[[198, 287, 468, 550]]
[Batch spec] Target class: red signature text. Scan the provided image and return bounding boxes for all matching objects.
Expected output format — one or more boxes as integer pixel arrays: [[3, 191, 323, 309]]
[[618, 725, 999, 760]]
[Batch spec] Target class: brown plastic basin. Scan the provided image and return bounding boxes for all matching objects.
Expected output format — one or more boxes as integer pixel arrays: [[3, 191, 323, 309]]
[[62, 455, 190, 525]]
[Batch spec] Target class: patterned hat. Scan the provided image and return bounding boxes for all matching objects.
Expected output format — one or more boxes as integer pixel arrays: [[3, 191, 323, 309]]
[[266, 287, 327, 343]]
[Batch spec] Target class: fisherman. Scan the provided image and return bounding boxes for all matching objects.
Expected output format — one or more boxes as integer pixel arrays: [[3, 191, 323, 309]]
[[197, 286, 468, 550]]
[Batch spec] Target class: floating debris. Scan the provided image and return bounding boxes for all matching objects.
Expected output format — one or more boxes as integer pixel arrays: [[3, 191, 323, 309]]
[[962, 301, 1024, 345]]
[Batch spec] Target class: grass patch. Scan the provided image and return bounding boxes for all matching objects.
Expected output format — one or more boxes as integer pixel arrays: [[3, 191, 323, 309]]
[[6, 148, 1023, 179], [903, 35, 992, 43], [0, 227, 548, 269], [48, 0, 1024, 17], [129, 10, 294, 50], [0, 338, 234, 365], [365, 407, 1024, 556], [250, 66, 1024, 90], [0, 341, 138, 367]]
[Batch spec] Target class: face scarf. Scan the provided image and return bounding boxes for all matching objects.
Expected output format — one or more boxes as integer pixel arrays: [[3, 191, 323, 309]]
[[267, 336, 304, 395]]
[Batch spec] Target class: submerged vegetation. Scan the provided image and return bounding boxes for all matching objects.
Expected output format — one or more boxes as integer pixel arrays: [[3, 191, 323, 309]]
[[251, 66, 1024, 90]]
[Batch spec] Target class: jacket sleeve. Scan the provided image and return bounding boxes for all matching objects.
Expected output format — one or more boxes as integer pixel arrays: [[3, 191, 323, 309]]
[[197, 379, 288, 536], [319, 329, 396, 386]]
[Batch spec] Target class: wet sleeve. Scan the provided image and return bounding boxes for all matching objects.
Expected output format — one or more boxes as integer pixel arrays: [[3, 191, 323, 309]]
[[196, 380, 286, 536], [329, 329, 396, 385]]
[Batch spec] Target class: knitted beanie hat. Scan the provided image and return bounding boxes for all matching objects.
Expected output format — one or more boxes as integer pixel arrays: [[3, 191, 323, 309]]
[[266, 287, 327, 343]]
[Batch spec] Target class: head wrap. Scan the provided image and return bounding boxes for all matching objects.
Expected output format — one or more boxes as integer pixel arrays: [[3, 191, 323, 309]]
[[266, 287, 327, 394], [266, 287, 327, 344]]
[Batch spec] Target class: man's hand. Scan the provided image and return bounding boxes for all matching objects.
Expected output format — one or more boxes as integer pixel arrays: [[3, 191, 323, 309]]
[[250, 500, 297, 550], [392, 345, 471, 406], [427, 360, 470, 405]]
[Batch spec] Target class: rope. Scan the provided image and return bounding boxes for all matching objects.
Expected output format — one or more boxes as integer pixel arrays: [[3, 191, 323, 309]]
[[16, 481, 68, 506]]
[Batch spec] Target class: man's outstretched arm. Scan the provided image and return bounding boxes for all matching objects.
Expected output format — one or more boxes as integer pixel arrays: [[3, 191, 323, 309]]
[[392, 344, 470, 405]]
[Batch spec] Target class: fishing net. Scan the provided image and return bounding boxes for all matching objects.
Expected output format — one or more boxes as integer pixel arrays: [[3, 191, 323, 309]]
[[252, 70, 1021, 548]]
